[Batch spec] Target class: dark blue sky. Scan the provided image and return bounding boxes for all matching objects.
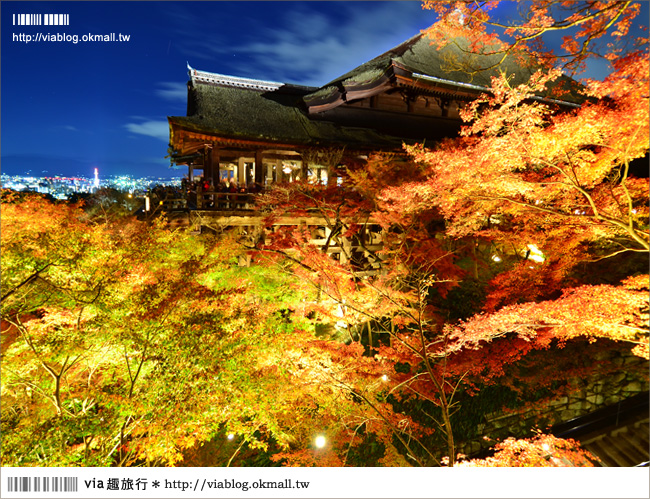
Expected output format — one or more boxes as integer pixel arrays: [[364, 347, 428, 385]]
[[2, 1, 646, 179], [1, 1, 442, 178]]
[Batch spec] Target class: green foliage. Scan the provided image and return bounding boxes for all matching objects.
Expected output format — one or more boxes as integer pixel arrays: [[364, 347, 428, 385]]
[[0, 195, 415, 467], [204, 259, 311, 310]]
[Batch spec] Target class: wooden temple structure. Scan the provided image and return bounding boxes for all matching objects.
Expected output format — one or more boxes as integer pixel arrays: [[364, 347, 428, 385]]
[[168, 32, 580, 191], [165, 32, 581, 263]]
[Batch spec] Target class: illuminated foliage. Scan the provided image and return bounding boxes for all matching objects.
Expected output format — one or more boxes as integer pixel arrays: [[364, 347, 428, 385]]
[[242, 1, 649, 462], [423, 1, 645, 76], [0, 193, 424, 467], [455, 432, 599, 467], [447, 274, 649, 359], [2, 1, 648, 468]]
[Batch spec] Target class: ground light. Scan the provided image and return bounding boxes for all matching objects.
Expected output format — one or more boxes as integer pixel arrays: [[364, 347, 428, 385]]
[[526, 244, 545, 263], [314, 435, 326, 448]]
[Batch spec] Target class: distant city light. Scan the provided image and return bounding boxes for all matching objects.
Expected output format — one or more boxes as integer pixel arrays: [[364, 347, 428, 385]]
[[1, 173, 183, 201]]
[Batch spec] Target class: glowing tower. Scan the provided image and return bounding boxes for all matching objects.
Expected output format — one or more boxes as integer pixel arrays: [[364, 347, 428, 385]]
[[93, 168, 100, 189]]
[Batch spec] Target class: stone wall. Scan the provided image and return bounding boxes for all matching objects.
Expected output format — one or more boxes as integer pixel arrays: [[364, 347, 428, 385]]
[[457, 348, 649, 456]]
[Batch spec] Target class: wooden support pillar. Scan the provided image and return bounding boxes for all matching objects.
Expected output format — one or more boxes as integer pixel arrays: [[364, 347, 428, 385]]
[[340, 236, 351, 265], [323, 226, 332, 245], [407, 99, 415, 113], [196, 182, 203, 209], [255, 150, 264, 185], [210, 146, 220, 184], [275, 159, 285, 183], [300, 158, 308, 181], [439, 98, 451, 118], [204, 147, 213, 182], [238, 157, 246, 186], [327, 165, 336, 187], [266, 162, 274, 185]]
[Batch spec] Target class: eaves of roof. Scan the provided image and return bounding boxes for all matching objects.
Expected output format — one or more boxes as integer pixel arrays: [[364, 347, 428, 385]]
[[168, 82, 404, 153], [302, 32, 584, 112]]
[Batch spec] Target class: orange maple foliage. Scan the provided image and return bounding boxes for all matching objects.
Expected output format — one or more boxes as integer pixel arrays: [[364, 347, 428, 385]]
[[392, 58, 649, 254], [445, 274, 649, 359], [455, 432, 600, 467], [370, 12, 649, 329], [423, 1, 644, 76]]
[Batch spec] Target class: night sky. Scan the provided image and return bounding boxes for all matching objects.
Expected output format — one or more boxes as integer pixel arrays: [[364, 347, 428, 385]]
[[2, 1, 645, 179], [1, 1, 442, 179]]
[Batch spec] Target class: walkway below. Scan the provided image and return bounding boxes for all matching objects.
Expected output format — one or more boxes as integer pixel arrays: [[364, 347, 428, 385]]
[[553, 392, 649, 466]]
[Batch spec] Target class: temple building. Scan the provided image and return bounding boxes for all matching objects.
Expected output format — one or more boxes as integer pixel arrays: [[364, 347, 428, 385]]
[[165, 31, 583, 262], [167, 31, 581, 188]]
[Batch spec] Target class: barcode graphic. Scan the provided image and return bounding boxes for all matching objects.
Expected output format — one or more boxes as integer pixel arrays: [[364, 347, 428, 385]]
[[7, 477, 78, 493], [13, 14, 70, 26]]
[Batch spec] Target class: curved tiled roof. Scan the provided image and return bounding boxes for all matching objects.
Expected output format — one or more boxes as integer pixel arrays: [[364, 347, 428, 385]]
[[303, 31, 584, 109], [169, 31, 584, 157], [170, 81, 404, 150]]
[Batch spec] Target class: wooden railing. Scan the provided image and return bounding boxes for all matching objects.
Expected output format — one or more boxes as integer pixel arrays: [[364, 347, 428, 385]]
[[159, 197, 188, 210], [195, 191, 256, 210], [148, 189, 259, 212]]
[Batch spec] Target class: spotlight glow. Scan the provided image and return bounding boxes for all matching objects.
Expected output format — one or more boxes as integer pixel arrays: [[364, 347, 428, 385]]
[[526, 244, 545, 263], [315, 435, 326, 448]]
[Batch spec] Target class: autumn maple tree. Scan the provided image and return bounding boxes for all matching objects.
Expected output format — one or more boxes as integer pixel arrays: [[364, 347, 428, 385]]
[[0, 191, 432, 467], [2, 1, 648, 469], [248, 1, 649, 466], [423, 1, 644, 76], [250, 175, 476, 464], [376, 1, 649, 338], [386, 1, 647, 464]]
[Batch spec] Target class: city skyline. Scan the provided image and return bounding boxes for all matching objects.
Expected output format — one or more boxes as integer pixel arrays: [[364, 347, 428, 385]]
[[1, 170, 182, 202]]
